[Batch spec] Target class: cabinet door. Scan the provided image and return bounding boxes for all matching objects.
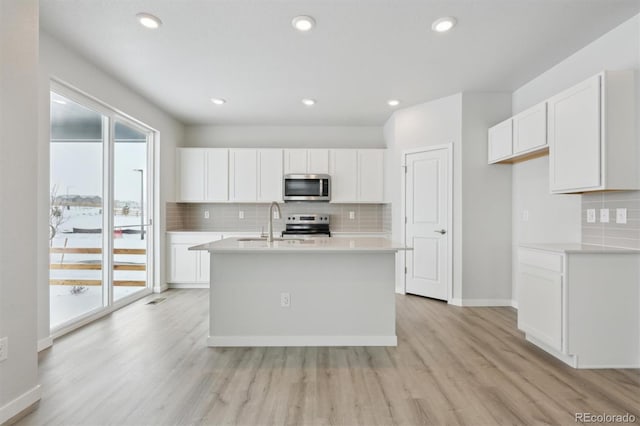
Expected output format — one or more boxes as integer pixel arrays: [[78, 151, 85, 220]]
[[229, 149, 257, 201], [257, 149, 283, 202], [330, 149, 358, 202], [284, 149, 308, 174], [177, 148, 205, 201], [548, 75, 601, 192], [205, 149, 229, 201], [513, 102, 547, 154], [518, 264, 563, 352], [170, 244, 198, 282], [357, 150, 384, 202], [307, 149, 329, 174], [487, 119, 513, 163]]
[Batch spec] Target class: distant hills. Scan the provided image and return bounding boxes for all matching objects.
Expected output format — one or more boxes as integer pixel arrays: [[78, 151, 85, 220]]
[[54, 195, 140, 208]]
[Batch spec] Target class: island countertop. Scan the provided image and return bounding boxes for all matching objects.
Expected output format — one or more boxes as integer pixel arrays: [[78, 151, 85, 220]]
[[190, 237, 412, 254]]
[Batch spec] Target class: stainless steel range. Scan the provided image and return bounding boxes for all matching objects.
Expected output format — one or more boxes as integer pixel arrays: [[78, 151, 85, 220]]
[[281, 214, 331, 237]]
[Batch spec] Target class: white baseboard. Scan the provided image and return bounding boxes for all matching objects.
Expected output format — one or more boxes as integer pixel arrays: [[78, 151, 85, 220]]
[[168, 283, 209, 289], [154, 283, 169, 293], [37, 337, 53, 352], [207, 335, 398, 347], [525, 335, 577, 368], [0, 385, 41, 425], [449, 298, 515, 307]]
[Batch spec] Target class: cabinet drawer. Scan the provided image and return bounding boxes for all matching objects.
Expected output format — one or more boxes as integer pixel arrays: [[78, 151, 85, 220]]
[[519, 249, 563, 273]]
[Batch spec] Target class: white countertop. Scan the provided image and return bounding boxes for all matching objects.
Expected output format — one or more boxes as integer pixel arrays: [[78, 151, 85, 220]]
[[520, 242, 640, 254], [190, 237, 411, 253]]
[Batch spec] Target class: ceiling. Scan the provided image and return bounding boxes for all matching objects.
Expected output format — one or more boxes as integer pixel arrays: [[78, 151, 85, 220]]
[[40, 0, 640, 126]]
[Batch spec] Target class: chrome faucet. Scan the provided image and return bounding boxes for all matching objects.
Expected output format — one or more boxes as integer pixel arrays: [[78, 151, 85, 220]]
[[267, 201, 282, 243]]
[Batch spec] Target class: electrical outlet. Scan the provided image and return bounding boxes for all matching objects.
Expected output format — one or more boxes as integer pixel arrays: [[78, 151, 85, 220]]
[[273, 210, 280, 220], [204, 210, 210, 219], [280, 292, 290, 308], [238, 210, 244, 219], [349, 211, 355, 220], [586, 209, 596, 223], [522, 209, 529, 222], [600, 208, 609, 223], [616, 208, 627, 224], [0, 337, 8, 362]]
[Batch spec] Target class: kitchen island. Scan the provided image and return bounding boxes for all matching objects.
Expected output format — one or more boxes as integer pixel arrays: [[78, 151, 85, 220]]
[[190, 237, 410, 347]]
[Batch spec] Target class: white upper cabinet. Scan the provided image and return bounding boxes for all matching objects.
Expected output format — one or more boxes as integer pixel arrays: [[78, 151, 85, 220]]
[[513, 102, 547, 155], [487, 118, 513, 164], [257, 149, 283, 202], [330, 149, 358, 202], [358, 150, 384, 202], [177, 148, 228, 202], [307, 149, 330, 174], [549, 71, 636, 193], [284, 149, 329, 174], [229, 149, 257, 201], [205, 149, 229, 201], [330, 149, 384, 203], [177, 147, 385, 204], [177, 148, 206, 201]]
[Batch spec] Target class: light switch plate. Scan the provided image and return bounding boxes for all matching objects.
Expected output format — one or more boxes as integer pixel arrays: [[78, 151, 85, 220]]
[[586, 209, 596, 223], [204, 210, 210, 219], [616, 208, 627, 224], [349, 211, 355, 220], [238, 210, 244, 219], [600, 208, 609, 223]]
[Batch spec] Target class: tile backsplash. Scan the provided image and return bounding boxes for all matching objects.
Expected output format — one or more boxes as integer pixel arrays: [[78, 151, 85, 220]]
[[582, 191, 640, 250], [166, 202, 389, 233]]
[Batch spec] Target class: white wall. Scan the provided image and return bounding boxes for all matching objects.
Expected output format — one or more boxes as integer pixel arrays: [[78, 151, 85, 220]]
[[510, 13, 640, 301], [0, 0, 41, 422], [185, 125, 384, 148], [37, 33, 185, 341]]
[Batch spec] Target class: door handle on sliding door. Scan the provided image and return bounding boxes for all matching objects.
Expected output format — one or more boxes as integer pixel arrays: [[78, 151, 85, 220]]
[[434, 229, 447, 235]]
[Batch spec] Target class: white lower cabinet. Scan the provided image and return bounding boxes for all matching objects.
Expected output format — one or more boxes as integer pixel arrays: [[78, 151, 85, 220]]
[[167, 233, 224, 286], [518, 246, 639, 368]]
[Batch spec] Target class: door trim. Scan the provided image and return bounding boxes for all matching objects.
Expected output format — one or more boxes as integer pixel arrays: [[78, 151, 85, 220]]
[[401, 144, 453, 301]]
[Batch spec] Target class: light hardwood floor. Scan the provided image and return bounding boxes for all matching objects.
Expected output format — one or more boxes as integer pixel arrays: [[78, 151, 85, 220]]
[[16, 290, 639, 426]]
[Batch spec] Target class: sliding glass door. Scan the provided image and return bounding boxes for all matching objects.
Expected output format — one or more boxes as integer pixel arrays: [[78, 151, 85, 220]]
[[49, 87, 154, 331]]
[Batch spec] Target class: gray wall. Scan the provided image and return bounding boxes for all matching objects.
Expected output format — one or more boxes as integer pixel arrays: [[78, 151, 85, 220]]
[[0, 0, 40, 421]]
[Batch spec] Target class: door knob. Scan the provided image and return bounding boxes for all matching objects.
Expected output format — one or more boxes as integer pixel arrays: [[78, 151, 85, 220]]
[[434, 229, 447, 235]]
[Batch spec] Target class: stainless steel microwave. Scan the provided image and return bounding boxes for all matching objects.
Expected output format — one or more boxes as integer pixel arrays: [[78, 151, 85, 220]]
[[283, 174, 330, 202]]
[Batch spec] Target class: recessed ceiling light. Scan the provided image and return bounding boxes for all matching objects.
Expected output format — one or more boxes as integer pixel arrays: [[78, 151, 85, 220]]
[[301, 98, 316, 106], [136, 13, 162, 29], [292, 15, 316, 32], [387, 99, 400, 107], [210, 98, 226, 105], [431, 16, 457, 33]]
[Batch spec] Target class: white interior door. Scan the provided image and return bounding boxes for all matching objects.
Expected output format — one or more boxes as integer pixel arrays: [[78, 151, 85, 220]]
[[405, 148, 450, 300]]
